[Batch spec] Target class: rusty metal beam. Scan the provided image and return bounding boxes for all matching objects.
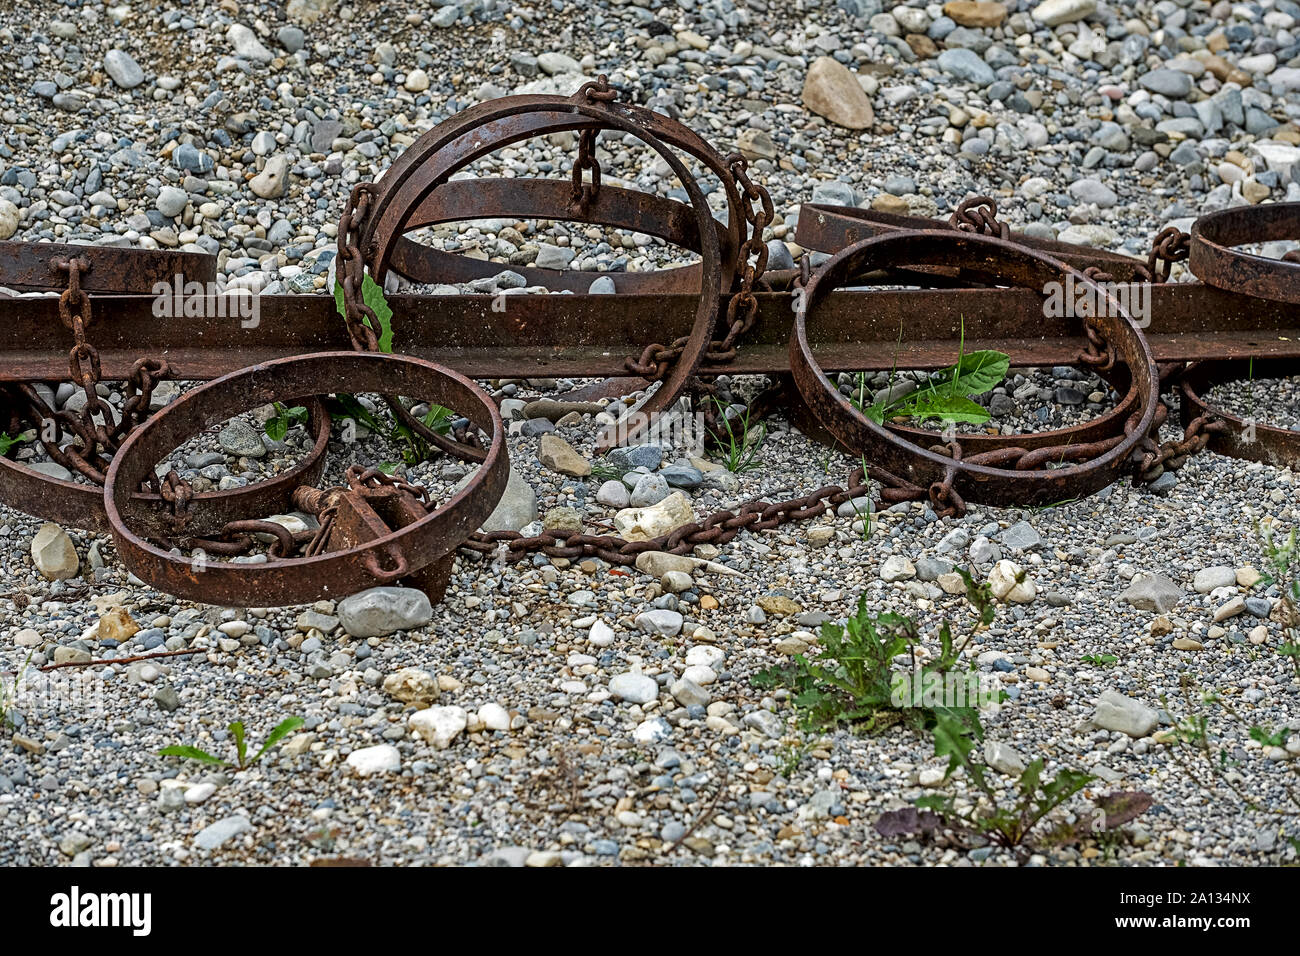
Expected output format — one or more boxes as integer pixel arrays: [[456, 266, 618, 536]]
[[1, 283, 1296, 382]]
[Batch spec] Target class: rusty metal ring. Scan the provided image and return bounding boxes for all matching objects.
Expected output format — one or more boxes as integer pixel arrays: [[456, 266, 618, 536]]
[[789, 230, 1161, 508], [0, 396, 332, 534], [104, 353, 507, 605], [359, 94, 736, 450], [1189, 202, 1300, 303], [0, 241, 216, 294], [1179, 359, 1300, 468]]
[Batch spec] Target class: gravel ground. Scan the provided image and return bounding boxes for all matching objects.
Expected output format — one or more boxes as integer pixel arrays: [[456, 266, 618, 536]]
[[2, 0, 1300, 867]]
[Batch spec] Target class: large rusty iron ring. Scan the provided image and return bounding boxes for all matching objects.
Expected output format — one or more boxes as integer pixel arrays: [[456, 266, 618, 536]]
[[388, 177, 728, 294], [0, 392, 332, 535], [1179, 359, 1300, 468], [355, 90, 732, 446], [1189, 202, 1300, 303], [104, 353, 507, 605], [789, 230, 1161, 509], [0, 241, 325, 535]]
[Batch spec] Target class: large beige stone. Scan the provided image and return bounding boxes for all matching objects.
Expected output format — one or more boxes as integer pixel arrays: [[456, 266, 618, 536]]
[[0, 199, 20, 240], [538, 433, 591, 476], [97, 607, 140, 644], [802, 57, 874, 130], [613, 492, 695, 542], [31, 522, 78, 580], [383, 667, 440, 706]]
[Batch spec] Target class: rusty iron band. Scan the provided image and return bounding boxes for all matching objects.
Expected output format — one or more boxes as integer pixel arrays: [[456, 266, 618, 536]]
[[1179, 359, 1300, 469], [103, 353, 507, 605], [789, 230, 1162, 508], [1189, 201, 1300, 303]]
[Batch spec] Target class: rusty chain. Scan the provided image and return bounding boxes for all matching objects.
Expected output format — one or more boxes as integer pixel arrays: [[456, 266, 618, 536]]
[[460, 465, 876, 565], [949, 195, 1009, 239], [626, 153, 775, 382]]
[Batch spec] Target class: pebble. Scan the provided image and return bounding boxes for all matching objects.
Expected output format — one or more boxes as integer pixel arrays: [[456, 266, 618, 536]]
[[610, 673, 659, 705], [194, 815, 252, 851], [409, 707, 467, 749], [103, 50, 145, 90]]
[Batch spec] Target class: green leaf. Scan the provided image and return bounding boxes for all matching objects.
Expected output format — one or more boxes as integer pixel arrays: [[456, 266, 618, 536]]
[[333, 274, 394, 352], [931, 712, 977, 778], [158, 746, 227, 766], [1250, 725, 1286, 747], [0, 430, 34, 456], [327, 394, 384, 434], [899, 392, 991, 425], [229, 721, 247, 768], [947, 349, 1010, 397], [251, 716, 306, 766], [362, 274, 394, 353], [1019, 758, 1044, 796]]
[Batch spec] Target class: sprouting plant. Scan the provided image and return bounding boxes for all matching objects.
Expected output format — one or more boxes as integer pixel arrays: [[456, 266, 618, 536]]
[[752, 568, 997, 734], [589, 463, 624, 484], [326, 393, 452, 465], [1166, 675, 1300, 851], [263, 402, 309, 442], [854, 319, 1009, 427], [1257, 522, 1300, 679], [847, 458, 873, 539], [775, 737, 815, 777], [391, 402, 454, 465], [159, 717, 305, 771], [708, 397, 766, 473], [0, 430, 33, 457], [1, 651, 33, 730], [334, 272, 394, 353], [877, 709, 1150, 853], [1081, 653, 1118, 667]]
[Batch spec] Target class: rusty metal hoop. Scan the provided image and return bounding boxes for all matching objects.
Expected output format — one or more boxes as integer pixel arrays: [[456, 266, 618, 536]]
[[1179, 359, 1300, 469], [0, 393, 332, 535], [1189, 202, 1300, 303], [789, 230, 1162, 508], [795, 202, 1154, 283], [354, 91, 735, 446], [103, 353, 507, 605], [0, 242, 327, 535]]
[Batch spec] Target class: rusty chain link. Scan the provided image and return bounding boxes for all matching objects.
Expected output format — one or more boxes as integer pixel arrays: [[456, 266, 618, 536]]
[[460, 465, 877, 565], [949, 196, 1009, 239], [626, 153, 775, 383]]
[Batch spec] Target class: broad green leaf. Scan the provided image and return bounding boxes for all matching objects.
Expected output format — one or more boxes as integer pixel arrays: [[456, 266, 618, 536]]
[[362, 273, 394, 353], [252, 716, 306, 765], [863, 402, 887, 425], [0, 430, 34, 456], [1019, 758, 1044, 796], [900, 392, 991, 425], [327, 394, 384, 434], [931, 713, 977, 778], [333, 274, 394, 352], [947, 349, 1010, 396], [158, 746, 226, 766]]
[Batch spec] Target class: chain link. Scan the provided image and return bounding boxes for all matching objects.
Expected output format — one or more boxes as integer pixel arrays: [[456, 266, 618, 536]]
[[626, 154, 775, 381], [949, 196, 1009, 239]]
